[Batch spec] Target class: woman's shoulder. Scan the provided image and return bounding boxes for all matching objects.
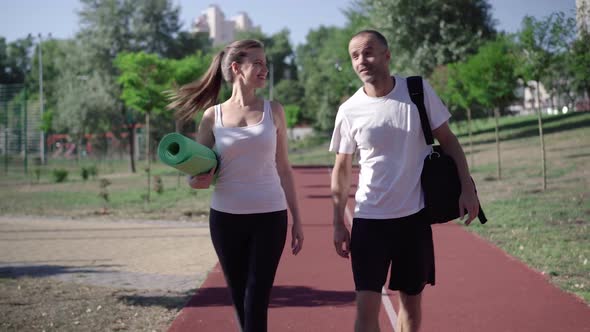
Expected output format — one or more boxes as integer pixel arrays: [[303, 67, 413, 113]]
[[268, 100, 285, 114], [200, 106, 216, 124], [266, 100, 286, 126]]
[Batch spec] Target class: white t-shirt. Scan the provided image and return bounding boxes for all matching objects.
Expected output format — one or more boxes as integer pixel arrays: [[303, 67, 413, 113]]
[[329, 75, 451, 219]]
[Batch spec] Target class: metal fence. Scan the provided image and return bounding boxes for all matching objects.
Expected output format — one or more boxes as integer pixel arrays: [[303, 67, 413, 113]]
[[0, 84, 43, 174], [0, 83, 157, 176]]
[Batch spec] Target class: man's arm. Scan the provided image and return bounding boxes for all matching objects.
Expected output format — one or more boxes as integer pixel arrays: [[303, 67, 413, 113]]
[[331, 152, 353, 257], [432, 122, 480, 225]]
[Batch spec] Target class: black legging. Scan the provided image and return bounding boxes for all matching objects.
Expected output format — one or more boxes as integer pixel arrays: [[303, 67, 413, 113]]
[[209, 208, 288, 332]]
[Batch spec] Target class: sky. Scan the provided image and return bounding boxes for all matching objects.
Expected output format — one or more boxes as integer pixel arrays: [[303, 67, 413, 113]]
[[0, 0, 578, 47]]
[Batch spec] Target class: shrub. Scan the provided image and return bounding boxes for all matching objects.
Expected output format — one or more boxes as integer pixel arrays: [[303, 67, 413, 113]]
[[154, 175, 164, 194], [98, 178, 112, 214], [87, 165, 98, 179], [81, 167, 89, 181], [52, 169, 68, 183], [33, 168, 41, 182]]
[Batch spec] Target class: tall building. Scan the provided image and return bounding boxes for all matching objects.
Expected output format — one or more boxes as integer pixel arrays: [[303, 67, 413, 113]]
[[191, 5, 258, 46]]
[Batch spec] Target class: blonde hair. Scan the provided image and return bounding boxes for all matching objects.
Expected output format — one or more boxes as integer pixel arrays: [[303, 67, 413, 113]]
[[168, 39, 264, 123]]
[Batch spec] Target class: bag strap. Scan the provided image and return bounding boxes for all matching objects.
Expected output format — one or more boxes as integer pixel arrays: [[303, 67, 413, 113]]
[[407, 76, 434, 146]]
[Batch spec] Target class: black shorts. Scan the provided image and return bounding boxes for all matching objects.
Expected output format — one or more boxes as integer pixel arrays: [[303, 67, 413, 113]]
[[350, 209, 435, 295]]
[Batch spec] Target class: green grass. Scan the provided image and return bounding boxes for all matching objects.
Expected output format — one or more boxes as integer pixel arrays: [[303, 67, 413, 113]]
[[288, 134, 333, 165], [0, 164, 213, 220], [469, 187, 589, 302], [451, 111, 590, 145], [0, 111, 589, 302], [452, 112, 590, 302]]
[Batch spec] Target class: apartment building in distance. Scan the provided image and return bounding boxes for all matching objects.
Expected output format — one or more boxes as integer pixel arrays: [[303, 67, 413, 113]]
[[191, 4, 258, 46]]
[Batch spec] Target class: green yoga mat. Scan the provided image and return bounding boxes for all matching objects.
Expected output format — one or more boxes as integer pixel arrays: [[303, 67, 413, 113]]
[[157, 133, 218, 176]]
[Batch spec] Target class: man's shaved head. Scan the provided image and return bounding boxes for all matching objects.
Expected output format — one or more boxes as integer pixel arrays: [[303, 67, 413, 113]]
[[350, 30, 388, 50]]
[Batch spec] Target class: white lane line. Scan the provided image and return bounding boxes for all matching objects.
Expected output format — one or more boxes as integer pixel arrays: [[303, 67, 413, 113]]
[[327, 168, 398, 331], [380, 288, 398, 332]]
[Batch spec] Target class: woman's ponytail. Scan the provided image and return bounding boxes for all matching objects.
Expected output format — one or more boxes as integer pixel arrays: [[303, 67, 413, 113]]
[[168, 50, 225, 123]]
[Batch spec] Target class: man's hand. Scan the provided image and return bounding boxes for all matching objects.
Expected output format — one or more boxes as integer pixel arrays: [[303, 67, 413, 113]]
[[459, 184, 479, 226], [333, 223, 351, 258]]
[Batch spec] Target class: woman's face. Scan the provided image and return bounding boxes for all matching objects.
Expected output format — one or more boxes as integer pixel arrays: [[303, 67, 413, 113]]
[[234, 48, 268, 89]]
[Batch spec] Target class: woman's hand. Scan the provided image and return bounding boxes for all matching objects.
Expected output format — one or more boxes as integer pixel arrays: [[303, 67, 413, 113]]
[[187, 167, 216, 189], [291, 222, 304, 255]]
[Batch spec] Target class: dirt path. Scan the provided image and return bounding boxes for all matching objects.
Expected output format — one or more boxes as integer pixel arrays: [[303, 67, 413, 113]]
[[0, 216, 219, 331]]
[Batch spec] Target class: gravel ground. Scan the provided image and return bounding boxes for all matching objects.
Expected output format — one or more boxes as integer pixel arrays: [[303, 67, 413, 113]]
[[0, 216, 219, 332]]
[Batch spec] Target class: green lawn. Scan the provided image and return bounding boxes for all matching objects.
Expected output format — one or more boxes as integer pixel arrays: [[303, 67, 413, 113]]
[[0, 111, 588, 302]]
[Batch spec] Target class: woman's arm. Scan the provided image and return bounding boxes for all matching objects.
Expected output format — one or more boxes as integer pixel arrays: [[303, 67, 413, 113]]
[[271, 101, 304, 255], [188, 107, 216, 189], [196, 107, 215, 148]]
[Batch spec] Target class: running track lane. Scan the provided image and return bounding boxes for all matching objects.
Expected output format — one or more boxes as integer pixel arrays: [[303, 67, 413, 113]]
[[168, 166, 590, 332]]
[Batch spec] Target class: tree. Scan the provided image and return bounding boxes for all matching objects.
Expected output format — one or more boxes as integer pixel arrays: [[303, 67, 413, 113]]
[[294, 5, 370, 132], [130, 0, 181, 55], [77, 0, 134, 72], [29, 38, 66, 133], [569, 31, 590, 102], [273, 79, 304, 108], [569, 0, 590, 104], [356, 0, 496, 76], [539, 13, 577, 112], [297, 26, 360, 131], [463, 36, 518, 179], [75, 0, 185, 172], [517, 13, 568, 190], [0, 36, 34, 85], [53, 41, 121, 160], [431, 64, 477, 167], [115, 51, 171, 202], [283, 104, 301, 129], [166, 31, 211, 59], [76, 0, 136, 169]]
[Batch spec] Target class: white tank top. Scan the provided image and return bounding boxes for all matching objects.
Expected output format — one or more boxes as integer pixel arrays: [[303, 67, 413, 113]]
[[210, 100, 287, 214]]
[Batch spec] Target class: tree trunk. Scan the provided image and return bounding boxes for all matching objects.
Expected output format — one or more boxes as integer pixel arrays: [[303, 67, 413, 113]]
[[536, 81, 547, 190], [121, 105, 136, 173], [145, 112, 151, 203], [175, 119, 182, 189], [467, 107, 474, 169], [127, 123, 136, 173], [77, 136, 82, 165], [494, 107, 502, 180]]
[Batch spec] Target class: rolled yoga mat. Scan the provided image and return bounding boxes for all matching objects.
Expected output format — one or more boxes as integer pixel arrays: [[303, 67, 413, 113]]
[[157, 133, 218, 176]]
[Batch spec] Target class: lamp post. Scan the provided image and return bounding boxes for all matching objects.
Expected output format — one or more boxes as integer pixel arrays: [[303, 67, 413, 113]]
[[269, 61, 274, 101], [38, 32, 51, 165]]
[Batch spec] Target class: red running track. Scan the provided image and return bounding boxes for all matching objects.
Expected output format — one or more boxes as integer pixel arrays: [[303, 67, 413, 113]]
[[168, 166, 590, 332]]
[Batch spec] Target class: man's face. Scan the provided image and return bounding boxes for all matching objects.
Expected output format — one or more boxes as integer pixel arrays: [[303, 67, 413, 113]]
[[348, 34, 390, 83]]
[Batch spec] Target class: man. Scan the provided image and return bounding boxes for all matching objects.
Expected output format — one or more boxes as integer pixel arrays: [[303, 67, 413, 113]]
[[330, 30, 480, 332]]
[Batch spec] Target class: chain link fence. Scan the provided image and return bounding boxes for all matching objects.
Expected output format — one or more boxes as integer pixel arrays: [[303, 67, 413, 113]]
[[0, 84, 43, 174]]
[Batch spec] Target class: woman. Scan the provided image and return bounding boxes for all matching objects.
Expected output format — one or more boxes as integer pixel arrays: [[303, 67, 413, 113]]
[[168, 39, 304, 332]]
